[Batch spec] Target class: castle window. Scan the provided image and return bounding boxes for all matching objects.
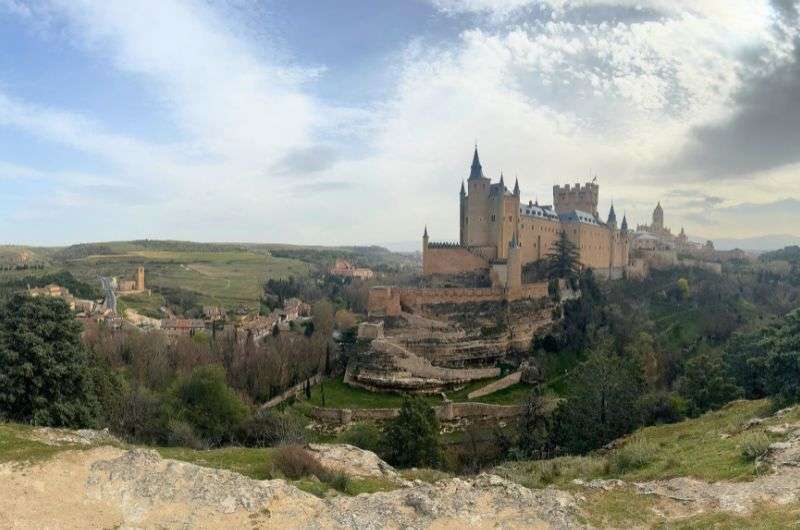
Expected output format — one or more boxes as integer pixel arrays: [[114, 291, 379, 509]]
[[490, 214, 496, 222]]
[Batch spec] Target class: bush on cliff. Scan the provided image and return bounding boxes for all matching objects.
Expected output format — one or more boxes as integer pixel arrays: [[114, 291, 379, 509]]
[[380, 396, 440, 468]]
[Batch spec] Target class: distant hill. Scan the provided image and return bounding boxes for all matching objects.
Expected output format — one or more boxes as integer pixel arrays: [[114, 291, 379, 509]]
[[761, 245, 800, 263], [709, 234, 800, 252]]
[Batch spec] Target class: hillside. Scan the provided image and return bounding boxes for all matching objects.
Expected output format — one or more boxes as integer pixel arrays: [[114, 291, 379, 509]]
[[3, 399, 800, 528], [0, 240, 417, 311]]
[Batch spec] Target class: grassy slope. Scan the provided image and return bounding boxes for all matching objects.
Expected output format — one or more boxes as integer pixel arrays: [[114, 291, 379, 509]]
[[117, 292, 167, 319], [496, 400, 777, 490], [306, 376, 533, 409]]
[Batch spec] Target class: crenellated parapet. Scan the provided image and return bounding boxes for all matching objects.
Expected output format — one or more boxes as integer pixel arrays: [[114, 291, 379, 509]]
[[553, 181, 599, 217]]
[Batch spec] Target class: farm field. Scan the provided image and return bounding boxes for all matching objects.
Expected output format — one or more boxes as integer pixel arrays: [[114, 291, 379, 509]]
[[0, 241, 312, 310]]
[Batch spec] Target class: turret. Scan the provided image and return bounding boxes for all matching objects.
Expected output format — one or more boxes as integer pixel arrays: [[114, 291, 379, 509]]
[[513, 176, 520, 196], [607, 203, 617, 229], [620, 214, 629, 233], [499, 171, 505, 190], [469, 146, 483, 179]]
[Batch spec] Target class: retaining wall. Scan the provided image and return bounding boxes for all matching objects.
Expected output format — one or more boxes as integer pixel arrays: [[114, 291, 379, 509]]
[[307, 401, 525, 425]]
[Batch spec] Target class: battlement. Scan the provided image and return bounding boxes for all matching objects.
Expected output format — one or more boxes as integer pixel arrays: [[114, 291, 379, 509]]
[[552, 181, 599, 216], [552, 182, 599, 194], [427, 241, 464, 249]]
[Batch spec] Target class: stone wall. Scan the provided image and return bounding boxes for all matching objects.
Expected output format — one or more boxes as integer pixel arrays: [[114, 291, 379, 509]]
[[423, 245, 489, 276], [308, 402, 525, 426], [367, 286, 402, 317], [368, 281, 554, 317], [261, 374, 324, 409]]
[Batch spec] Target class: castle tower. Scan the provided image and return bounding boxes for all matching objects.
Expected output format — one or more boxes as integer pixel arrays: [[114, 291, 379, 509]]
[[553, 182, 599, 218], [136, 266, 145, 291], [507, 231, 522, 290], [465, 146, 492, 248], [459, 181, 467, 245], [422, 226, 430, 275]]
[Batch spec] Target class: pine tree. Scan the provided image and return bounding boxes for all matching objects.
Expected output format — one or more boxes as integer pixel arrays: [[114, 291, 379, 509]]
[[380, 396, 440, 467], [545, 230, 581, 282]]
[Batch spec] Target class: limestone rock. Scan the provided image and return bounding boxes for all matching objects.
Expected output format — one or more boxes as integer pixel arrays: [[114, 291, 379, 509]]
[[305, 443, 402, 481]]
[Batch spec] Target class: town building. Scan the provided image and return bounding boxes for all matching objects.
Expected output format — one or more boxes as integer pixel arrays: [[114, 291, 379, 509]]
[[330, 259, 375, 280], [117, 266, 147, 293], [27, 283, 95, 313], [161, 318, 206, 338]]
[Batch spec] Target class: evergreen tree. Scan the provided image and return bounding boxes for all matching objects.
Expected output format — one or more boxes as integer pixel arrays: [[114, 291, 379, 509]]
[[553, 345, 647, 453], [676, 350, 741, 416], [545, 231, 581, 283], [0, 294, 99, 427], [380, 396, 440, 467]]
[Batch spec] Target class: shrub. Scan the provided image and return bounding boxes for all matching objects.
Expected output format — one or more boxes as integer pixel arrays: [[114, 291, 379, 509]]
[[171, 365, 250, 446], [239, 411, 308, 447], [114, 386, 172, 444], [167, 420, 203, 449], [610, 437, 656, 474], [274, 444, 326, 480], [380, 396, 440, 468], [273, 444, 351, 493], [338, 423, 382, 454], [740, 433, 770, 462]]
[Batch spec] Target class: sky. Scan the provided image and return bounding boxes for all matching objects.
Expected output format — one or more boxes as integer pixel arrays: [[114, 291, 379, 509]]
[[1, 0, 799, 247]]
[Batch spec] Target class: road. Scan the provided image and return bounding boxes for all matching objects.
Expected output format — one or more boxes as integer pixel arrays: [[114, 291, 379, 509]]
[[100, 277, 116, 313]]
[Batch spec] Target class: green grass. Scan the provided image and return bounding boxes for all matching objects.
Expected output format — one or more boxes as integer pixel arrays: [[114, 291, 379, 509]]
[[307, 376, 532, 409], [0, 424, 75, 464], [157, 444, 399, 496], [497, 399, 782, 491], [117, 292, 166, 319], [157, 445, 276, 480]]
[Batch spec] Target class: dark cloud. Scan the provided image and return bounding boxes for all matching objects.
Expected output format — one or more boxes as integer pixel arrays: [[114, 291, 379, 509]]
[[664, 3, 800, 179], [274, 144, 339, 176], [683, 197, 800, 231]]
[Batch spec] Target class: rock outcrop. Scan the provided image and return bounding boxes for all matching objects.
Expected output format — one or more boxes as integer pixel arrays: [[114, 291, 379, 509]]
[[0, 445, 587, 529]]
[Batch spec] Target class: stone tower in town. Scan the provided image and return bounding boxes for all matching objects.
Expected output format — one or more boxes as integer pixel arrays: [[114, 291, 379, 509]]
[[136, 266, 145, 291], [652, 202, 664, 231]]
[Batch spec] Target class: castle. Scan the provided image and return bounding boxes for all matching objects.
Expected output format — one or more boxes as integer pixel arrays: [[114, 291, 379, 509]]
[[422, 147, 632, 287]]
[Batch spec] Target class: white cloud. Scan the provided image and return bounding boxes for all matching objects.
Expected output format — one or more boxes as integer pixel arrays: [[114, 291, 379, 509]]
[[1, 0, 798, 244]]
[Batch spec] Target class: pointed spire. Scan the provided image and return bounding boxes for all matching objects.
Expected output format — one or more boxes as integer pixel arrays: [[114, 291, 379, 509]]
[[460, 180, 465, 195], [607, 202, 617, 227], [621, 214, 628, 232], [469, 145, 483, 179], [499, 171, 505, 189], [423, 225, 428, 238], [513, 176, 520, 196]]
